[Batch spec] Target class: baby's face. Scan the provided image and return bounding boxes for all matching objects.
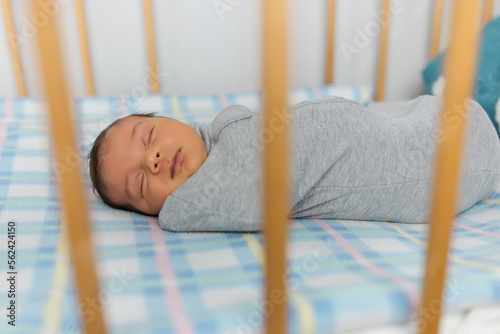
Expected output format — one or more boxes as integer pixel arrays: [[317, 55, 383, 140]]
[[100, 115, 207, 215]]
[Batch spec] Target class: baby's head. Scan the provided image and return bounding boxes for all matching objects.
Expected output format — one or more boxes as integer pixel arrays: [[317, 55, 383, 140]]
[[88, 113, 208, 216]]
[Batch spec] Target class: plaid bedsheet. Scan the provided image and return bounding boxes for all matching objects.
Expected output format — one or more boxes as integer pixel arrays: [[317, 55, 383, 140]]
[[1, 85, 500, 334]]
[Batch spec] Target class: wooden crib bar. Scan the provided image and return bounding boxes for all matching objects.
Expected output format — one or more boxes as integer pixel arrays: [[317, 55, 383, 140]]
[[75, 0, 95, 96], [262, 0, 289, 333], [1, 0, 27, 96], [143, 0, 160, 94], [324, 0, 336, 84], [375, 0, 391, 101], [33, 0, 106, 332], [418, 1, 482, 333], [484, 0, 495, 24], [429, 0, 445, 59]]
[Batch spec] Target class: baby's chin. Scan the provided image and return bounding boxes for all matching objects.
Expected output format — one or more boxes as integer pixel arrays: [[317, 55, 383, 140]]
[[142, 162, 199, 216]]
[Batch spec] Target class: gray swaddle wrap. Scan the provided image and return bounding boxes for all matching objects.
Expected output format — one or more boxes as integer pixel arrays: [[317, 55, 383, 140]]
[[159, 95, 500, 232]]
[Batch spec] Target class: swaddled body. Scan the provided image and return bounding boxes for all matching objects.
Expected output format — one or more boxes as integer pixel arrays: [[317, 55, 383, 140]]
[[159, 95, 500, 231]]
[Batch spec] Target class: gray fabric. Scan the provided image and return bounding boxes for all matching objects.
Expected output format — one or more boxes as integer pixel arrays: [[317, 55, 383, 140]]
[[159, 95, 500, 232]]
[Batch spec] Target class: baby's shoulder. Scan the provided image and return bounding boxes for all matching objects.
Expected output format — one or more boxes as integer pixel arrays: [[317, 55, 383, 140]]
[[209, 105, 256, 142]]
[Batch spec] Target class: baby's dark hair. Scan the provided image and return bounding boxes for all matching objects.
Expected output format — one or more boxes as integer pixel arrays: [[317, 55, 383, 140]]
[[87, 112, 158, 211]]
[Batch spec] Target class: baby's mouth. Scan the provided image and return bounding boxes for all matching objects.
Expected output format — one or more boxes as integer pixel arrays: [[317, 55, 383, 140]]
[[170, 149, 182, 179]]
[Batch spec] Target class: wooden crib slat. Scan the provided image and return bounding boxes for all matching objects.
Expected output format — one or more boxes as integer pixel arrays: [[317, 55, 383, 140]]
[[418, 1, 482, 334], [325, 0, 336, 84], [143, 0, 160, 94], [33, 0, 107, 332], [1, 0, 27, 97], [429, 0, 445, 59], [263, 0, 289, 333], [75, 0, 95, 96], [483, 0, 495, 24], [375, 0, 391, 101]]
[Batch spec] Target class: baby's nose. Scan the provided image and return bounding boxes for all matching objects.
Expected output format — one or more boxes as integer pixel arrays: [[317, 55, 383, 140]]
[[146, 149, 161, 174]]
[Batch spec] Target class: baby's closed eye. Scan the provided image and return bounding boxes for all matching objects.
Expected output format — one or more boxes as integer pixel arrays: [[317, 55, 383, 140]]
[[141, 171, 147, 198], [146, 126, 154, 147]]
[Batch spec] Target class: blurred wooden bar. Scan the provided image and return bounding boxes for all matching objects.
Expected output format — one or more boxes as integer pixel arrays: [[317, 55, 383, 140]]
[[483, 0, 495, 24], [33, 0, 106, 333], [1, 0, 27, 96], [143, 0, 160, 93], [262, 0, 289, 333], [429, 0, 445, 59], [75, 0, 95, 96], [418, 1, 481, 334], [324, 0, 336, 84], [375, 0, 391, 101]]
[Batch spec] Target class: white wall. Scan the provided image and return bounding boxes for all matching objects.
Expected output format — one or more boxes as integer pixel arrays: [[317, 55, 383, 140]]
[[0, 0, 499, 100]]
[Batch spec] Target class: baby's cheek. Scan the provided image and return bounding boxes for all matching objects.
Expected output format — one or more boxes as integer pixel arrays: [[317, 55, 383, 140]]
[[151, 183, 171, 204]]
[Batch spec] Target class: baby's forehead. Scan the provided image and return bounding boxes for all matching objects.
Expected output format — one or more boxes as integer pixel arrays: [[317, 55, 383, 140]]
[[97, 117, 139, 193], [105, 115, 143, 139], [113, 115, 144, 129], [100, 115, 158, 155], [98, 118, 130, 159]]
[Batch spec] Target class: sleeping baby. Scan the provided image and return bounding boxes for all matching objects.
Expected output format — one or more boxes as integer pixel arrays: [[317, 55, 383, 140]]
[[88, 95, 500, 232]]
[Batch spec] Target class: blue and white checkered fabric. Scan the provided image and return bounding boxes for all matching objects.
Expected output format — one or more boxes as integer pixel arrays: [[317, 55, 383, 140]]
[[1, 85, 500, 334]]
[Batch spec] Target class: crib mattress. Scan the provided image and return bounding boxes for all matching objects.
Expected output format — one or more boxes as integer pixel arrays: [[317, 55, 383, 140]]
[[344, 304, 500, 334], [1, 86, 500, 334]]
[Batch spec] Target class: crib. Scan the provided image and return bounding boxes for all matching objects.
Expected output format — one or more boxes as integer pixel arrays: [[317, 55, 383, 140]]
[[1, 0, 500, 333]]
